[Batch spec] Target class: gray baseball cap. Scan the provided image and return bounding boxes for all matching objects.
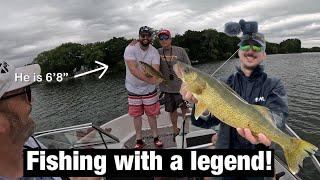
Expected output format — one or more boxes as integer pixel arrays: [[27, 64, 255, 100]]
[[238, 32, 266, 48]]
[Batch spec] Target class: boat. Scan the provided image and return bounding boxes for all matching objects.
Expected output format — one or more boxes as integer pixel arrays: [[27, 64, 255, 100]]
[[34, 106, 320, 179]]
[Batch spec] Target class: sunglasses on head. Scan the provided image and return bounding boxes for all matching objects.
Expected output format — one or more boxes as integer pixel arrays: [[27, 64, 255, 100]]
[[159, 34, 170, 41], [0, 86, 31, 102], [240, 44, 264, 52]]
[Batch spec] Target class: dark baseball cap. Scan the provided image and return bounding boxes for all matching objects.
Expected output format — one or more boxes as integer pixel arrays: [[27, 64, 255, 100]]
[[139, 26, 152, 35]]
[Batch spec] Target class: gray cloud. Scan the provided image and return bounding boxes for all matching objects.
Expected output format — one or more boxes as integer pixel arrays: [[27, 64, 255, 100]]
[[0, 0, 319, 66]]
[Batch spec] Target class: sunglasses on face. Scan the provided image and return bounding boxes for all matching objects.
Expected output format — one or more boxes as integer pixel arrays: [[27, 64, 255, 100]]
[[0, 86, 31, 102], [159, 35, 170, 41], [140, 34, 151, 38], [240, 44, 264, 52]]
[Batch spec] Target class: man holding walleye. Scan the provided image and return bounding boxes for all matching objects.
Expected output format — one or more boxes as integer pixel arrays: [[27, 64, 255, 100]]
[[179, 20, 289, 180]]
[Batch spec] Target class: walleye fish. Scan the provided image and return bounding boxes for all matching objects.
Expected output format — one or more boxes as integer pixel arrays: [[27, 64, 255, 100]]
[[173, 61, 318, 174], [138, 61, 168, 85]]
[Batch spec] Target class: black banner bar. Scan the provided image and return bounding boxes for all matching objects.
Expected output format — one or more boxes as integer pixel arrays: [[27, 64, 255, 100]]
[[23, 149, 274, 177]]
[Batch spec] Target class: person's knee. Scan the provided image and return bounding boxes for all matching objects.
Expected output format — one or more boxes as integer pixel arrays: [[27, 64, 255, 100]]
[[169, 110, 177, 115], [133, 116, 142, 121], [147, 115, 157, 120]]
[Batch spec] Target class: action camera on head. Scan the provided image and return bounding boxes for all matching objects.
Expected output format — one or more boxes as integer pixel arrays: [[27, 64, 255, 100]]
[[224, 19, 258, 36], [239, 19, 258, 35]]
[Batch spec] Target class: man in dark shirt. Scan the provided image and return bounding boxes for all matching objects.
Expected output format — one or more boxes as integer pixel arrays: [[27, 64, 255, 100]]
[[180, 32, 288, 179]]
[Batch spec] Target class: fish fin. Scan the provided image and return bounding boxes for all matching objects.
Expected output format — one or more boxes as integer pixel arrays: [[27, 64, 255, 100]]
[[145, 73, 153, 78], [194, 101, 207, 120], [253, 105, 277, 127], [251, 131, 259, 138], [218, 80, 249, 105], [282, 138, 318, 174], [159, 71, 165, 78]]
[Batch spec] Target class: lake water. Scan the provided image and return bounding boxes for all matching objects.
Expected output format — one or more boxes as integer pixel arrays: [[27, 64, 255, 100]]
[[31, 52, 320, 179]]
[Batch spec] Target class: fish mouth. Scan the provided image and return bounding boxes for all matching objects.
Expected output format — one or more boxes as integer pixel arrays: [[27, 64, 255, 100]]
[[173, 61, 184, 81], [173, 61, 198, 84], [138, 61, 145, 68]]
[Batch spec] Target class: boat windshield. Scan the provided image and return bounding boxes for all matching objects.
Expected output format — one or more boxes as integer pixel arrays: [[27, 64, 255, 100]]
[[34, 123, 119, 149]]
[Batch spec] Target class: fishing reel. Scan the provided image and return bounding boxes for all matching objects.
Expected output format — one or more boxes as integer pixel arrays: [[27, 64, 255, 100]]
[[224, 19, 258, 36]]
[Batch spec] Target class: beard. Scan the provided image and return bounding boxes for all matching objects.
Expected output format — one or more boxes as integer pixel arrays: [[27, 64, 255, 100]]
[[140, 39, 151, 47], [6, 112, 35, 144]]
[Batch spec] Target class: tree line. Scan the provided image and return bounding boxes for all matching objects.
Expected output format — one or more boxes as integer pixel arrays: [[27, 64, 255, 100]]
[[34, 29, 320, 76]]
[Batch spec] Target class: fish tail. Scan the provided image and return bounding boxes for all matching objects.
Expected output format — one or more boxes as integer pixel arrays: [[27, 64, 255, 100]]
[[282, 137, 318, 174]]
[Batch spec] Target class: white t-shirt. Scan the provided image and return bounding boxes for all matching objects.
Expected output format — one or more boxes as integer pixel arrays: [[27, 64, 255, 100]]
[[123, 43, 160, 95]]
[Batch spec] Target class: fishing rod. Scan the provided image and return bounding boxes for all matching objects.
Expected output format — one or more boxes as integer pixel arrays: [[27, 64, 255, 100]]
[[210, 49, 239, 77]]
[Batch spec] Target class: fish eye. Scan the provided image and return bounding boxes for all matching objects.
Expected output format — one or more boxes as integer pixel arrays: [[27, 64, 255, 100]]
[[184, 67, 190, 73]]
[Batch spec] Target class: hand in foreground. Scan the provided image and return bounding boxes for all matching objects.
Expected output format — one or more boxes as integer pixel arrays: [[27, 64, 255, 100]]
[[180, 83, 198, 103], [236, 128, 271, 146]]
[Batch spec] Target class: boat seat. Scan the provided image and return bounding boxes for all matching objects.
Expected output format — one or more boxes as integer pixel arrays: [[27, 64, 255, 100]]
[[175, 113, 217, 149], [175, 129, 216, 149], [187, 129, 216, 148]]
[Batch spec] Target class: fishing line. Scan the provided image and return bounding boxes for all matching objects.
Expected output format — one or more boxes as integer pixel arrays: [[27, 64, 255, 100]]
[[210, 49, 239, 77]]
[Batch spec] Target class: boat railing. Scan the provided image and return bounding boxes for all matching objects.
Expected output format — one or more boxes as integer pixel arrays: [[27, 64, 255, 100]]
[[285, 124, 320, 174], [34, 123, 93, 137], [34, 123, 126, 149]]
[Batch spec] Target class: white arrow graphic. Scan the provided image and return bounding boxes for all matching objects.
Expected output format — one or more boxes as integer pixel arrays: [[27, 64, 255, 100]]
[[74, 61, 108, 79]]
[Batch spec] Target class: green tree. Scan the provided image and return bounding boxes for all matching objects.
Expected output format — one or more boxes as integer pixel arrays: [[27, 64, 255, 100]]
[[279, 39, 301, 53], [83, 42, 106, 70], [266, 42, 279, 54], [104, 37, 130, 69], [34, 28, 314, 76], [34, 42, 83, 75], [217, 32, 239, 60]]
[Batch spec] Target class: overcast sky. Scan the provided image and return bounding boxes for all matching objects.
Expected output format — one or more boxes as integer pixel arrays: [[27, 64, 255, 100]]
[[1, 0, 319, 66]]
